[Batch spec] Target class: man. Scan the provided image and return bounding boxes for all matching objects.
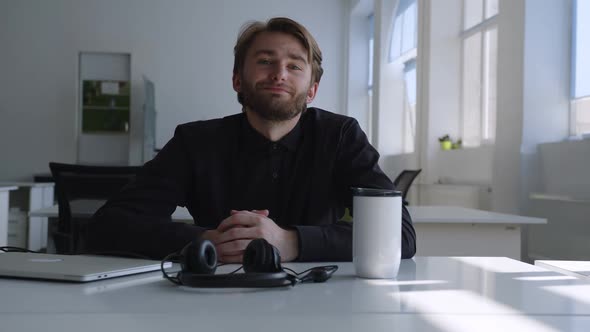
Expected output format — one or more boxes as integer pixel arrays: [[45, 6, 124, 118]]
[[84, 17, 416, 262]]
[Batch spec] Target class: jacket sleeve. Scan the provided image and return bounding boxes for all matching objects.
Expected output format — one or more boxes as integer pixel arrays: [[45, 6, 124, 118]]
[[292, 118, 416, 261], [82, 126, 205, 259]]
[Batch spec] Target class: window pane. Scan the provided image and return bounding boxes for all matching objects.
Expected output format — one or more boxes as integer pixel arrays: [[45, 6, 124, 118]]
[[401, 2, 417, 53], [573, 98, 590, 135], [390, 14, 403, 61], [403, 60, 417, 153], [368, 14, 375, 89], [404, 60, 417, 106], [464, 0, 484, 30], [403, 102, 416, 153], [485, 0, 499, 19], [574, 0, 590, 98], [483, 27, 497, 141], [462, 32, 482, 146]]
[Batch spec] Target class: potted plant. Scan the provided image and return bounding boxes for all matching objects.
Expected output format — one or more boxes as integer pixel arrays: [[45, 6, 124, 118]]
[[438, 135, 452, 150]]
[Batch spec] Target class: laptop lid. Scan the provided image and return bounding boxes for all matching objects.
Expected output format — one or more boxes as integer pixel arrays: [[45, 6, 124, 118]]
[[0, 252, 171, 282]]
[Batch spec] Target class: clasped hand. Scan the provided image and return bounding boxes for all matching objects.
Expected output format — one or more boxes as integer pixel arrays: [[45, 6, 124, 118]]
[[202, 209, 299, 263]]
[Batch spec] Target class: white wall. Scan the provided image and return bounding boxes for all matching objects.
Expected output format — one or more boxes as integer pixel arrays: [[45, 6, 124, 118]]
[[538, 139, 590, 199], [0, 0, 346, 181], [492, 0, 571, 215], [374, 0, 405, 155], [528, 138, 590, 261], [346, 0, 373, 135], [421, 0, 465, 185], [491, 0, 572, 261]]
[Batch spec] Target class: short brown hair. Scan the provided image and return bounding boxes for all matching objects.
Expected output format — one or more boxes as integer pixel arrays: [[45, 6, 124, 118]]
[[233, 17, 324, 86]]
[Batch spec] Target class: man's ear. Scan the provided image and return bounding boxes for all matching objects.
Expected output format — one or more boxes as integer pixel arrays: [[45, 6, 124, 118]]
[[306, 82, 319, 104], [232, 72, 241, 93]]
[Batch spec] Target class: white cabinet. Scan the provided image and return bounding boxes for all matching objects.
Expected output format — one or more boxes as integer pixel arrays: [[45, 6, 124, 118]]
[[0, 186, 17, 247], [0, 182, 54, 251]]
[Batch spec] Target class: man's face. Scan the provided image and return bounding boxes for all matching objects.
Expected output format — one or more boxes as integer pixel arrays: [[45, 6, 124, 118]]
[[233, 32, 318, 122]]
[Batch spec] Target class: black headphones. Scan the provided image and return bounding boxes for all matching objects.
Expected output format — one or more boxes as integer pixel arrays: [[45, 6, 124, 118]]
[[161, 238, 338, 288]]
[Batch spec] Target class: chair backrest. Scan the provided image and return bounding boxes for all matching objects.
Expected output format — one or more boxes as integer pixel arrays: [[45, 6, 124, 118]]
[[393, 169, 422, 201], [48, 162, 141, 254]]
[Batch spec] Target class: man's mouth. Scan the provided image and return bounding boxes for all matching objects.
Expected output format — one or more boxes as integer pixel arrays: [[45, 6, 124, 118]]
[[259, 84, 292, 94]]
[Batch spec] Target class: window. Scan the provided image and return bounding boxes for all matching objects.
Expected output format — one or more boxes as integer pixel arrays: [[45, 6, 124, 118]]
[[368, 14, 374, 136], [390, 0, 417, 61], [460, 0, 498, 147], [369, 14, 374, 96], [390, 0, 418, 153], [571, 0, 590, 135], [403, 59, 417, 152]]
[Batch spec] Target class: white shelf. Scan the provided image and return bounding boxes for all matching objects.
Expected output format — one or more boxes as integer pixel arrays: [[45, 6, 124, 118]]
[[529, 192, 590, 204]]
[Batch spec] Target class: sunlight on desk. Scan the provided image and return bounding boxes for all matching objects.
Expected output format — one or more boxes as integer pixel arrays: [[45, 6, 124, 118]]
[[543, 284, 590, 306], [514, 275, 576, 282], [363, 279, 448, 286], [393, 289, 561, 332], [451, 256, 545, 273]]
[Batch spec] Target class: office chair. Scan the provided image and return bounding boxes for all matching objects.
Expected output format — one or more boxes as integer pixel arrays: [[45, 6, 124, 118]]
[[48, 162, 141, 254], [393, 169, 422, 201]]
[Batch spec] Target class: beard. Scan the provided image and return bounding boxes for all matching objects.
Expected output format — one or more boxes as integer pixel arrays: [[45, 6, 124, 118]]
[[240, 80, 309, 122]]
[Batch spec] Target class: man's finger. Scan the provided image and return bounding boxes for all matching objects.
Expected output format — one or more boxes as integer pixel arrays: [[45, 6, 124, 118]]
[[217, 212, 261, 232], [216, 226, 260, 244], [252, 209, 269, 217], [216, 239, 252, 256]]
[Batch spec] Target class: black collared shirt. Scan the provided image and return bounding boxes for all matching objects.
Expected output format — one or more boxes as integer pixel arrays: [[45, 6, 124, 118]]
[[232, 116, 301, 222], [85, 108, 416, 261]]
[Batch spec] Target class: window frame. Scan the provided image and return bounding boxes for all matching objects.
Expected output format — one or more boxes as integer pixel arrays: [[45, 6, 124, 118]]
[[459, 0, 498, 147], [570, 0, 590, 136], [389, 0, 419, 154]]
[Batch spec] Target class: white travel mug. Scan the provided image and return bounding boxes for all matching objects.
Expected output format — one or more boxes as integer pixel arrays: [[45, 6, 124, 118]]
[[352, 187, 402, 279]]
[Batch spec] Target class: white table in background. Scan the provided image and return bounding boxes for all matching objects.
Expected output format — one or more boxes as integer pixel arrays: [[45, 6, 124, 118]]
[[1, 257, 590, 332], [535, 260, 590, 280], [0, 186, 18, 247], [29, 200, 190, 253], [30, 202, 545, 259], [29, 199, 191, 220], [409, 206, 546, 260]]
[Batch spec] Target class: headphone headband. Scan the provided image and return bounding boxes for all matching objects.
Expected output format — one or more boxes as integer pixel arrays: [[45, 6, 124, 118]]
[[178, 271, 294, 288], [163, 238, 337, 288]]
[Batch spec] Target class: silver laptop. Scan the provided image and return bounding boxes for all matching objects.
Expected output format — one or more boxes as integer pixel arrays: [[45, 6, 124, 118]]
[[0, 252, 171, 282]]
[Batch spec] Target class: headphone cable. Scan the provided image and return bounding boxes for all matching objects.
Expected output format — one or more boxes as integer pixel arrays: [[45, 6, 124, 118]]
[[283, 265, 338, 277], [282, 265, 339, 284], [160, 253, 181, 285]]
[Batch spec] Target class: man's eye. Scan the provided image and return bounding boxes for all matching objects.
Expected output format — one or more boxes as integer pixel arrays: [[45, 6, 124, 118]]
[[258, 59, 271, 65]]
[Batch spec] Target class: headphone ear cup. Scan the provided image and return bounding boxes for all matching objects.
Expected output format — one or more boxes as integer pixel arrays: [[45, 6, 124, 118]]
[[180, 238, 217, 274], [243, 239, 282, 273]]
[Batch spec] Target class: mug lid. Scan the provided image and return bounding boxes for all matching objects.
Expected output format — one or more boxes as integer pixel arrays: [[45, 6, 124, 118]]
[[351, 187, 401, 197]]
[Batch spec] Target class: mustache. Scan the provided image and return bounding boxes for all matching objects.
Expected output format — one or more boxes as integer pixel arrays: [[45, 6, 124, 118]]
[[255, 82, 294, 93]]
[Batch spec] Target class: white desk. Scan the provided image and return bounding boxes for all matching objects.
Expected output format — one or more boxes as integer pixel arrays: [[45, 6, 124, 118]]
[[1, 258, 589, 331], [29, 199, 191, 220], [410, 206, 546, 260], [535, 260, 590, 280], [0, 186, 18, 247], [30, 203, 545, 259]]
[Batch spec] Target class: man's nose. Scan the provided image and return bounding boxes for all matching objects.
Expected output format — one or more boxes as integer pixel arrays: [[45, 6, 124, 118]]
[[270, 64, 288, 81]]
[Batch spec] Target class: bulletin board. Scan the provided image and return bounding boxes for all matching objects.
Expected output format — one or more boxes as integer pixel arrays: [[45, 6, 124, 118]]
[[81, 80, 130, 133]]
